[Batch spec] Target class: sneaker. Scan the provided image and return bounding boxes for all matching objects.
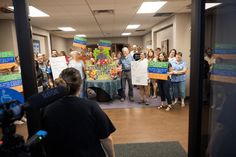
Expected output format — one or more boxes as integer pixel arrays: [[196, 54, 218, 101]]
[[129, 97, 134, 102], [138, 100, 144, 104], [145, 101, 149, 105], [157, 105, 163, 109], [14, 120, 24, 125], [151, 95, 156, 99], [120, 98, 125, 102], [165, 105, 172, 111], [181, 103, 185, 107], [21, 117, 27, 122]]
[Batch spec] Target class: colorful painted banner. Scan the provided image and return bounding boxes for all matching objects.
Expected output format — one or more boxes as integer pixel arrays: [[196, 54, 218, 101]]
[[148, 61, 169, 80], [0, 73, 23, 92], [98, 40, 112, 50], [93, 49, 110, 60], [0, 51, 16, 70], [73, 36, 87, 49]]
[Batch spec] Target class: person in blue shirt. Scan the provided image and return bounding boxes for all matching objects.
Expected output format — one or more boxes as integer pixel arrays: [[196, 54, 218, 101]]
[[118, 47, 134, 102], [171, 52, 188, 107]]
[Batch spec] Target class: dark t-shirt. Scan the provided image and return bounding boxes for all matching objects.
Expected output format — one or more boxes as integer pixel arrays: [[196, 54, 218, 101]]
[[42, 96, 116, 157]]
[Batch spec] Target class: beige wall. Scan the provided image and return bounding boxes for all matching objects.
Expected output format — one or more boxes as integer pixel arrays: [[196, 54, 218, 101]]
[[51, 35, 68, 52], [151, 13, 191, 96], [0, 20, 18, 54], [66, 36, 143, 51]]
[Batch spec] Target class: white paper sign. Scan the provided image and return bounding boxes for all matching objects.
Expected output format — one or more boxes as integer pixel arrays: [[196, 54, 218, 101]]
[[50, 56, 68, 80], [131, 59, 148, 86]]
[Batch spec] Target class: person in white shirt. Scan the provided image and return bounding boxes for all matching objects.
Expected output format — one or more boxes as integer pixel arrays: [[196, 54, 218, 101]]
[[68, 51, 86, 98]]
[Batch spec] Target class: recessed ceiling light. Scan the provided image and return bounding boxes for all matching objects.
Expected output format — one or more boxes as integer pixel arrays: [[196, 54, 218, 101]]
[[76, 34, 87, 37], [137, 1, 167, 14], [8, 6, 49, 17], [122, 33, 131, 36], [205, 3, 222, 10], [58, 27, 76, 32], [126, 24, 140, 29]]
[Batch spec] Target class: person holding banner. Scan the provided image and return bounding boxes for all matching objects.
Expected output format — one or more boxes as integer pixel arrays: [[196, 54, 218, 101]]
[[157, 52, 173, 111], [119, 47, 134, 102], [148, 50, 158, 98], [138, 52, 149, 105], [171, 52, 187, 107]]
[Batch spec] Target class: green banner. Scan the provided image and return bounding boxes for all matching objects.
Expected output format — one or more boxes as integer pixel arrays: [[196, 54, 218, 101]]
[[0, 51, 14, 58], [215, 43, 236, 49], [214, 64, 236, 71], [148, 61, 168, 68], [0, 73, 22, 83]]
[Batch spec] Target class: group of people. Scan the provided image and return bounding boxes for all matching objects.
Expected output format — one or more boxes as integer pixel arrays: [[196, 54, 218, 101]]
[[118, 46, 188, 111]]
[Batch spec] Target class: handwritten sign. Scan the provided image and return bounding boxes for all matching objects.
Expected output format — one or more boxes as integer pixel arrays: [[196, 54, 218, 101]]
[[131, 60, 148, 85], [50, 56, 68, 80], [148, 61, 169, 80], [73, 36, 87, 49]]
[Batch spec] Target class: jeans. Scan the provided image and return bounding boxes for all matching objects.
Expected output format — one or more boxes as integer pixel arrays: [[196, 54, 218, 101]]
[[172, 81, 186, 99], [121, 71, 133, 98], [79, 80, 85, 98], [157, 79, 172, 104]]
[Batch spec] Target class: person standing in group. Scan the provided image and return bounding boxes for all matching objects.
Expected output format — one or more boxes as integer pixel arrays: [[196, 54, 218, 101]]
[[168, 49, 177, 63], [168, 49, 177, 101], [171, 52, 188, 107], [69, 51, 86, 98], [138, 52, 149, 105], [157, 52, 173, 111], [119, 47, 134, 102], [147, 50, 158, 98]]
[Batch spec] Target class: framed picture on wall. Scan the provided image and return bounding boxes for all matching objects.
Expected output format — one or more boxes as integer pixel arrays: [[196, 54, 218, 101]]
[[33, 40, 40, 54], [161, 39, 169, 55]]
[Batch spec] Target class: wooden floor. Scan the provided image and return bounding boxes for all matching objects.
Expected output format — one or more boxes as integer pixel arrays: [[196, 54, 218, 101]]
[[11, 104, 189, 151]]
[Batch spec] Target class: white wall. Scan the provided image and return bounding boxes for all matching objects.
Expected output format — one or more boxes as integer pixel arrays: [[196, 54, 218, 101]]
[[51, 35, 68, 52], [128, 36, 143, 47], [143, 32, 152, 49], [155, 26, 173, 50], [151, 13, 191, 96], [32, 27, 51, 56]]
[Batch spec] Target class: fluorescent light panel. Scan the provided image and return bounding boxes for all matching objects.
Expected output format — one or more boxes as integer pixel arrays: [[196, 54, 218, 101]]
[[122, 33, 131, 36], [58, 27, 76, 32], [205, 3, 222, 10], [137, 1, 167, 14], [76, 34, 87, 37], [8, 6, 49, 17], [126, 24, 140, 29]]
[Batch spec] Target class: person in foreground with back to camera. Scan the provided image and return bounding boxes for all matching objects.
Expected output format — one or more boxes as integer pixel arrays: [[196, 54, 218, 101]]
[[157, 52, 174, 111], [41, 67, 116, 157]]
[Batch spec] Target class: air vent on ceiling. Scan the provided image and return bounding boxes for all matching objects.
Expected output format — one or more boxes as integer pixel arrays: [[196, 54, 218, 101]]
[[135, 29, 146, 32], [153, 12, 173, 17], [0, 7, 13, 14], [93, 9, 114, 15]]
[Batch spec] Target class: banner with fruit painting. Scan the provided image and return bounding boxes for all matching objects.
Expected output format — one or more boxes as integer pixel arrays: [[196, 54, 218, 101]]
[[73, 36, 87, 49], [85, 59, 119, 81]]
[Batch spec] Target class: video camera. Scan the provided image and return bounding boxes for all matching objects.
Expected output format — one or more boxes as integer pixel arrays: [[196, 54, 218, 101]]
[[0, 86, 68, 157]]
